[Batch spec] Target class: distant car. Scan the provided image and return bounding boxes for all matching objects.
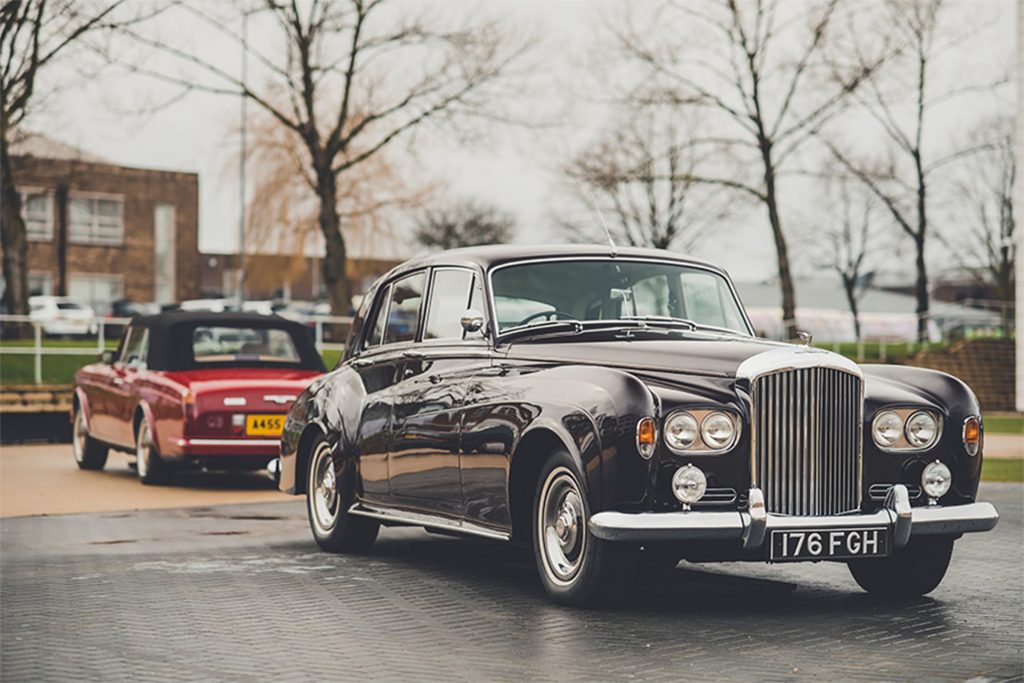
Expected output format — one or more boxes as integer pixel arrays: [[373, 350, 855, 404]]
[[72, 311, 326, 484], [110, 299, 161, 318], [29, 296, 97, 336], [178, 298, 234, 313]]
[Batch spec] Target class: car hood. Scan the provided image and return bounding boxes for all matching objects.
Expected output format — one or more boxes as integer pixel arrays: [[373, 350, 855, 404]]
[[501, 336, 790, 378]]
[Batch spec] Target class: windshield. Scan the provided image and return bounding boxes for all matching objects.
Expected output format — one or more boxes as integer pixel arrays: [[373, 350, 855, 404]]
[[490, 259, 750, 335]]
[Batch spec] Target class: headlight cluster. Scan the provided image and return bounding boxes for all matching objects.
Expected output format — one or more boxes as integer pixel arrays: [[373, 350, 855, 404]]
[[871, 409, 941, 450], [664, 410, 739, 453]]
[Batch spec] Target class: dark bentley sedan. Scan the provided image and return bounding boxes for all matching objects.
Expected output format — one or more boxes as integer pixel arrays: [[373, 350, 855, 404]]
[[278, 245, 998, 606]]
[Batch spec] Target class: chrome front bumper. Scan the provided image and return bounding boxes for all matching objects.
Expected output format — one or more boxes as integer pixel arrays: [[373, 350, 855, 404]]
[[589, 486, 999, 549]]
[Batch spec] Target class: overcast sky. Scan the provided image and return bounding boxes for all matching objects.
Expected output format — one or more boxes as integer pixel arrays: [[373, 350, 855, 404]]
[[26, 0, 1017, 284]]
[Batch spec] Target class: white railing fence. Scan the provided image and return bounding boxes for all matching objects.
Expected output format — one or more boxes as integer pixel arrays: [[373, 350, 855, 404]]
[[0, 314, 352, 385]]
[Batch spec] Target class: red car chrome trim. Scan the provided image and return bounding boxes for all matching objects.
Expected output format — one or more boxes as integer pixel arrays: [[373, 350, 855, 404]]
[[185, 438, 281, 447]]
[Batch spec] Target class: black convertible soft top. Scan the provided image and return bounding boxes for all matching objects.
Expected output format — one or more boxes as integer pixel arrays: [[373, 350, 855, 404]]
[[123, 311, 326, 372]]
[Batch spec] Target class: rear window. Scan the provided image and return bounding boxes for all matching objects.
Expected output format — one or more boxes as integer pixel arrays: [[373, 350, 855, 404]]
[[192, 326, 301, 364], [56, 302, 82, 310]]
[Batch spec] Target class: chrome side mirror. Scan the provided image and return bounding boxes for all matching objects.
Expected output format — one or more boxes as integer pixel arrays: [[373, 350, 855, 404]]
[[460, 309, 485, 335], [100, 350, 115, 365]]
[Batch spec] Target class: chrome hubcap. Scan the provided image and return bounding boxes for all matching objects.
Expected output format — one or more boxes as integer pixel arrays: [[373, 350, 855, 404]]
[[73, 411, 86, 463], [539, 468, 586, 585], [310, 444, 340, 533], [136, 423, 150, 477]]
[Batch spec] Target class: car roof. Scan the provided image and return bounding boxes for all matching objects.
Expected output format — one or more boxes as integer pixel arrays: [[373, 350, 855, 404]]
[[380, 244, 727, 282]]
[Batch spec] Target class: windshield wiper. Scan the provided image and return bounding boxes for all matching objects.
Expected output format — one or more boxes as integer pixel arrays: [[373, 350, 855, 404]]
[[497, 319, 583, 344], [620, 315, 699, 330]]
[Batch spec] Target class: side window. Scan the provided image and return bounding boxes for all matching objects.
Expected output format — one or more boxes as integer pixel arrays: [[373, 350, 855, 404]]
[[679, 271, 745, 330], [423, 269, 474, 340], [364, 284, 391, 349], [383, 272, 426, 345], [121, 327, 149, 369]]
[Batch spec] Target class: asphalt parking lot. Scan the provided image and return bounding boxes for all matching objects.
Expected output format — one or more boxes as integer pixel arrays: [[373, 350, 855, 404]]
[[0, 460, 1021, 683]]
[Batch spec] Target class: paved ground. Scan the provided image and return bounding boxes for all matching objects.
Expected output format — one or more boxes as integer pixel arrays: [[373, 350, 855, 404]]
[[1, 483, 1021, 682], [0, 444, 285, 517]]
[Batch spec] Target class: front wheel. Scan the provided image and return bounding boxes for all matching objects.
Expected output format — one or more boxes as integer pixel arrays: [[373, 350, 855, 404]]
[[848, 536, 955, 597], [72, 408, 108, 470], [533, 450, 636, 607], [306, 437, 379, 553]]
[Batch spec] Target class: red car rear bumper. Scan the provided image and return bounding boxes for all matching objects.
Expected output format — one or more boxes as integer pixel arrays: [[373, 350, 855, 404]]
[[167, 437, 281, 459]]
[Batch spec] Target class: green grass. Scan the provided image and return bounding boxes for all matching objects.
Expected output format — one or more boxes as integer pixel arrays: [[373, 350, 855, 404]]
[[0, 338, 118, 349], [986, 414, 1024, 435], [981, 458, 1024, 483]]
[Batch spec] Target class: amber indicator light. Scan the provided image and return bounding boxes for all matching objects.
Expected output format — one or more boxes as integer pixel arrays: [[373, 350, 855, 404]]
[[637, 417, 656, 446], [964, 417, 980, 445]]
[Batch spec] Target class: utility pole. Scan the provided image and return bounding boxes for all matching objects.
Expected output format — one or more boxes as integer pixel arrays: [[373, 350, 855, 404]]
[[236, 9, 249, 308], [1016, 0, 1023, 412]]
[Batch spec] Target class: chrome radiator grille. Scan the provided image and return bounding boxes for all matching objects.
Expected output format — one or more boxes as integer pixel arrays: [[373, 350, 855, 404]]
[[750, 367, 863, 516]]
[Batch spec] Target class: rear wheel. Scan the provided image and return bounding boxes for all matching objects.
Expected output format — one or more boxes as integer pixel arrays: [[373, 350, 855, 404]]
[[533, 450, 636, 607], [72, 408, 108, 471], [306, 437, 378, 553], [136, 420, 174, 485], [848, 536, 955, 597]]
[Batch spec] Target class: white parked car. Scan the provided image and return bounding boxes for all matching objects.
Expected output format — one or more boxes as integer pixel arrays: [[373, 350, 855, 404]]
[[29, 296, 98, 336]]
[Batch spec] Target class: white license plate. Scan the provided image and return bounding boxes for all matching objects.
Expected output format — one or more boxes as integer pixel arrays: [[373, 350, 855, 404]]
[[770, 527, 889, 561]]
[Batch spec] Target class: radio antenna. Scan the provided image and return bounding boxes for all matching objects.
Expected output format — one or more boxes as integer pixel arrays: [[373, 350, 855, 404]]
[[587, 188, 618, 256]]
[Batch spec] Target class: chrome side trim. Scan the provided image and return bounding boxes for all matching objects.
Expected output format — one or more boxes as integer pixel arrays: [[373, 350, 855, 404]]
[[348, 503, 511, 541], [186, 438, 281, 446]]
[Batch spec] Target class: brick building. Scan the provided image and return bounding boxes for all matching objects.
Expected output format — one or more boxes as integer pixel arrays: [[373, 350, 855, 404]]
[[201, 252, 401, 302], [3, 136, 200, 311]]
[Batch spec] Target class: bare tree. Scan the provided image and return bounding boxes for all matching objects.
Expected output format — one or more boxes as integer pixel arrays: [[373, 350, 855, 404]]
[[0, 0, 138, 317], [824, 0, 1006, 341], [943, 114, 1016, 333], [415, 198, 514, 251], [240, 96, 433, 294], [813, 175, 883, 340], [611, 0, 882, 338], [561, 112, 730, 252], [124, 0, 530, 314]]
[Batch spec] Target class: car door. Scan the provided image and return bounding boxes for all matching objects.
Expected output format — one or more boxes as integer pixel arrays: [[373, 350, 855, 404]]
[[351, 275, 422, 505], [86, 324, 142, 445], [388, 267, 491, 517], [110, 325, 150, 447]]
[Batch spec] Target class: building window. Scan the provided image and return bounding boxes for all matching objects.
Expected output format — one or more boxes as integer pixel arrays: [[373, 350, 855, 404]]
[[69, 273, 124, 311], [69, 194, 124, 245], [20, 190, 54, 242], [28, 272, 53, 296]]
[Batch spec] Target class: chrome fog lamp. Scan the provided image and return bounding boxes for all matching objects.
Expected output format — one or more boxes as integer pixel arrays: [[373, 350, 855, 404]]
[[921, 460, 952, 500], [905, 411, 939, 449], [672, 464, 707, 506], [700, 412, 736, 450], [872, 410, 903, 448], [664, 411, 699, 452]]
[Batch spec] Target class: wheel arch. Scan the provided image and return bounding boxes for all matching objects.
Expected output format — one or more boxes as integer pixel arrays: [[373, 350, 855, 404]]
[[292, 421, 329, 495], [132, 401, 158, 448], [507, 423, 583, 547]]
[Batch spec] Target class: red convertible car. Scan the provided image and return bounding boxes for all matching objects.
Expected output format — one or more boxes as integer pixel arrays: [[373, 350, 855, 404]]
[[71, 312, 326, 484]]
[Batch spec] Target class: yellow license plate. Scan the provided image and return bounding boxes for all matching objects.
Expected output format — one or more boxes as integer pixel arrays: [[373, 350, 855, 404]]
[[246, 414, 285, 436]]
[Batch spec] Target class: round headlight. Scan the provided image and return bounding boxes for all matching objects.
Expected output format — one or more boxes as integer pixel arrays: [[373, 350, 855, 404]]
[[921, 460, 952, 499], [905, 411, 939, 449], [672, 464, 707, 505], [700, 412, 736, 450], [872, 410, 903, 448], [664, 411, 698, 451]]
